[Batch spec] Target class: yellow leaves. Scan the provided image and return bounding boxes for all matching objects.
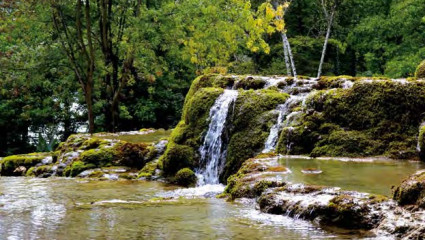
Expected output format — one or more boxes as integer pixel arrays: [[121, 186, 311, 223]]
[[251, 46, 259, 52], [256, 18, 264, 27], [265, 5, 275, 20], [274, 19, 285, 32], [266, 25, 275, 34]]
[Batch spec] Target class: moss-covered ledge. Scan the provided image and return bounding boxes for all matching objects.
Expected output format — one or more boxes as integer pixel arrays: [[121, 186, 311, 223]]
[[277, 80, 425, 159], [161, 75, 289, 182]]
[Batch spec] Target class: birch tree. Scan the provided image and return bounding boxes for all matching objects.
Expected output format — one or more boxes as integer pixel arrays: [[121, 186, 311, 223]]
[[317, 0, 340, 78], [272, 0, 296, 78]]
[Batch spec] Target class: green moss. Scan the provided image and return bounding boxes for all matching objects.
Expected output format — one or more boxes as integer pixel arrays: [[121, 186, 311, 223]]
[[113, 142, 149, 168], [183, 75, 216, 107], [138, 160, 159, 179], [278, 81, 425, 158], [26, 167, 36, 177], [419, 125, 425, 161], [119, 173, 136, 180], [225, 173, 251, 200], [0, 153, 49, 176], [234, 76, 266, 90], [415, 60, 425, 79], [26, 165, 53, 177], [79, 148, 114, 167], [212, 75, 235, 88], [222, 89, 288, 181], [311, 130, 382, 158], [174, 168, 197, 187], [393, 171, 425, 207], [162, 87, 223, 176], [63, 161, 96, 177], [81, 138, 109, 150], [162, 143, 195, 176]]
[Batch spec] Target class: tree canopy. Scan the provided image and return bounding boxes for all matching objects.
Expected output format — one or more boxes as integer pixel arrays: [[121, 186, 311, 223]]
[[1, 0, 425, 155]]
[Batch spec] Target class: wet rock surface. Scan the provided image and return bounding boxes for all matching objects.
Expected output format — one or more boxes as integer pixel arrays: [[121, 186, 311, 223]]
[[393, 170, 425, 207], [225, 155, 425, 238]]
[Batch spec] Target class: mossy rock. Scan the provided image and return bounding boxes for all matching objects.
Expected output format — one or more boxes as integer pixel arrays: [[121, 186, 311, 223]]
[[278, 81, 425, 158], [162, 143, 195, 176], [26, 165, 54, 177], [79, 148, 115, 167], [174, 168, 197, 187], [233, 76, 266, 90], [63, 161, 96, 177], [0, 153, 50, 176], [393, 170, 425, 207], [80, 138, 110, 150], [415, 60, 425, 79], [419, 125, 425, 161], [138, 160, 159, 179], [113, 142, 149, 168], [162, 87, 223, 177], [222, 89, 288, 181]]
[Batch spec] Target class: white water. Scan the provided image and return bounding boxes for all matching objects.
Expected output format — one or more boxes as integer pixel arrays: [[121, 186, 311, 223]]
[[263, 78, 317, 153], [198, 90, 238, 184], [263, 96, 304, 152]]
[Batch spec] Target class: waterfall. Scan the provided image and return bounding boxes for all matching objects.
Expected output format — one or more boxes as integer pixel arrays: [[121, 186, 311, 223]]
[[198, 90, 238, 185], [263, 78, 317, 153], [263, 95, 305, 153]]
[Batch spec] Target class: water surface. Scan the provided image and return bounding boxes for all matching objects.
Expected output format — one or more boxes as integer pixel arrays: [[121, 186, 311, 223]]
[[0, 178, 354, 240], [279, 157, 425, 196]]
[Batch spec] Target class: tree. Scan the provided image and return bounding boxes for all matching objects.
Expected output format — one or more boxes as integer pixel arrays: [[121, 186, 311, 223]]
[[317, 0, 340, 78], [51, 0, 96, 133], [272, 0, 297, 77]]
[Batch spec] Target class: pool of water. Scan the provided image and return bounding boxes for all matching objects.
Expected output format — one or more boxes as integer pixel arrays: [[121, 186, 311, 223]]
[[0, 178, 359, 240], [279, 157, 425, 196]]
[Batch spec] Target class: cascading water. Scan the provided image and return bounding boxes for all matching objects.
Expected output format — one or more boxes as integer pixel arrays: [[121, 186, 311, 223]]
[[263, 96, 303, 152], [263, 78, 317, 153], [198, 90, 238, 185]]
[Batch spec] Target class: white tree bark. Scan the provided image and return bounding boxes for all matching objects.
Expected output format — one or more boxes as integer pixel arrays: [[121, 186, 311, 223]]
[[282, 33, 297, 79], [317, 1, 336, 79], [273, 0, 296, 78]]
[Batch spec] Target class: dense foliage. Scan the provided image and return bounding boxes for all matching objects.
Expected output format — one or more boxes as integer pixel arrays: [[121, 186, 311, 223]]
[[1, 0, 425, 155]]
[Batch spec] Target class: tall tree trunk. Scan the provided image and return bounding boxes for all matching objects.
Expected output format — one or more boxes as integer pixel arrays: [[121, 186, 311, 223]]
[[282, 33, 297, 78], [84, 0, 96, 134], [317, 11, 334, 79]]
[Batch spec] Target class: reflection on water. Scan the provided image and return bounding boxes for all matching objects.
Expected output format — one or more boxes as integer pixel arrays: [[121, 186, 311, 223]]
[[279, 157, 425, 196], [0, 178, 353, 240]]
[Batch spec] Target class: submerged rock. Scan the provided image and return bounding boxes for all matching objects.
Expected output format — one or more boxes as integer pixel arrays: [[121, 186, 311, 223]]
[[224, 154, 425, 238], [258, 184, 388, 230], [224, 154, 289, 200]]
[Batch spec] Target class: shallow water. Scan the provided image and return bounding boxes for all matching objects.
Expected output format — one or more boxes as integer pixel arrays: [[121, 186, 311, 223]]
[[0, 178, 360, 240], [279, 157, 425, 196]]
